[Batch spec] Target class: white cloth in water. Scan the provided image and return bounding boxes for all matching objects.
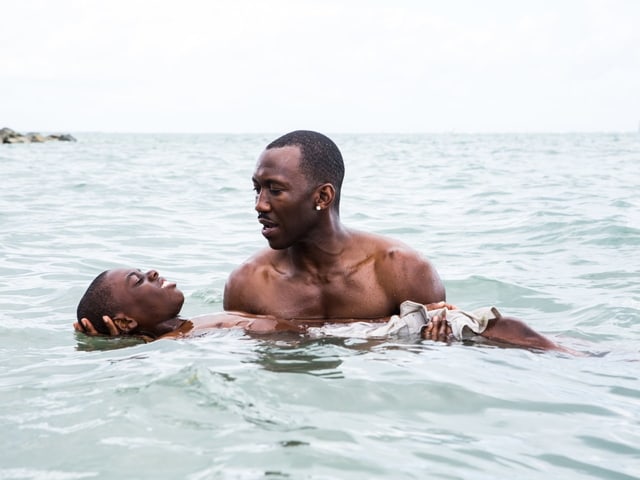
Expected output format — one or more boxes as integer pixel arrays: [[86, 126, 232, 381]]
[[309, 300, 500, 340]]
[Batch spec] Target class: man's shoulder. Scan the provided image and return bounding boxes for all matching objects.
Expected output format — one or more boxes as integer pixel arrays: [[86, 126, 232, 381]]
[[226, 248, 288, 292], [224, 249, 279, 311], [346, 229, 445, 305], [229, 248, 276, 275], [351, 229, 438, 277], [350, 229, 423, 260]]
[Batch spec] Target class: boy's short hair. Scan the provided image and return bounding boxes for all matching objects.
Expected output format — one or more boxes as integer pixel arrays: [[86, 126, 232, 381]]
[[76, 271, 116, 334]]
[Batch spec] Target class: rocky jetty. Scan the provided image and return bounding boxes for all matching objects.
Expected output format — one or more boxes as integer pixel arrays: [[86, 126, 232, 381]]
[[1, 127, 77, 144]]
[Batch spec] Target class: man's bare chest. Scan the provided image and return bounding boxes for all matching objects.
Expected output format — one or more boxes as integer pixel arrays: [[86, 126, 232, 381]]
[[254, 267, 394, 319]]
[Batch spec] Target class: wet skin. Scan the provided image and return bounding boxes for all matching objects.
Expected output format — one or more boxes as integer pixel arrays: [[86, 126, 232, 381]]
[[224, 145, 446, 320], [75, 268, 305, 339]]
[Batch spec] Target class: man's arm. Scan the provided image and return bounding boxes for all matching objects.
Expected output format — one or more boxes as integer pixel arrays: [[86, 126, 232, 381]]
[[377, 244, 446, 308], [172, 312, 305, 335], [421, 308, 576, 353]]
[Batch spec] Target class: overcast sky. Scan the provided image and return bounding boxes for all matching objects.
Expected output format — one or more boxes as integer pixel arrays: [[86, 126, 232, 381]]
[[2, 0, 639, 133]]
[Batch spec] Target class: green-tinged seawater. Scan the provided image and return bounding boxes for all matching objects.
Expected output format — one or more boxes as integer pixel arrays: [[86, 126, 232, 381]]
[[1, 133, 639, 479]]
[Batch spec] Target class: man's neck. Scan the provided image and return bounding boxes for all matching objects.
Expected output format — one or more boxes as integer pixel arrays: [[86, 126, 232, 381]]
[[287, 223, 353, 274]]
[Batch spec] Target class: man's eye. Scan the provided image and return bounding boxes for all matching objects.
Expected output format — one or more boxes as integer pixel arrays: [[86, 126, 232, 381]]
[[267, 183, 284, 194]]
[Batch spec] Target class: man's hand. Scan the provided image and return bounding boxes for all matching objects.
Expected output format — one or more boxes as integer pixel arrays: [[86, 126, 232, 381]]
[[421, 311, 452, 342], [73, 316, 119, 336], [424, 301, 458, 311]]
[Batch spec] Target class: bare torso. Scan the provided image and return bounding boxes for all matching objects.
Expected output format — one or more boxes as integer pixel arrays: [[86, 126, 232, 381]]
[[223, 229, 445, 322]]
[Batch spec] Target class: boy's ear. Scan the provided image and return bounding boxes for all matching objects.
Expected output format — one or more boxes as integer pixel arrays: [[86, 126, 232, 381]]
[[112, 314, 138, 334]]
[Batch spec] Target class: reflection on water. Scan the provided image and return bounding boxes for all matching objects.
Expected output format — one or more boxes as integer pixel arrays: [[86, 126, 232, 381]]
[[250, 337, 349, 377], [74, 332, 146, 351]]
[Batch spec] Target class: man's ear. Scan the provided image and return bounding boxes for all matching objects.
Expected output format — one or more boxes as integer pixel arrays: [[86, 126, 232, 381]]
[[112, 314, 138, 334], [314, 183, 335, 210]]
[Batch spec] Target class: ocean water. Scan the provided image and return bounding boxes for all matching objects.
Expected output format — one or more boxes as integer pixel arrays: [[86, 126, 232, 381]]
[[0, 132, 638, 479]]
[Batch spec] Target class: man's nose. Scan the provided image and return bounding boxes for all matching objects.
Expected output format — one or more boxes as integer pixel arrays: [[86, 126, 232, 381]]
[[255, 190, 270, 212]]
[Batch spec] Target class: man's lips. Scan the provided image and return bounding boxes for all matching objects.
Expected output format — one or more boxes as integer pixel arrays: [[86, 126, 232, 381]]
[[258, 217, 278, 229], [160, 277, 176, 289], [258, 217, 279, 236]]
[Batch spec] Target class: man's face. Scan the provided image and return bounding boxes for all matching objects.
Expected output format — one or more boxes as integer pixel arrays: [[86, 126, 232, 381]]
[[252, 145, 317, 249], [105, 268, 185, 330]]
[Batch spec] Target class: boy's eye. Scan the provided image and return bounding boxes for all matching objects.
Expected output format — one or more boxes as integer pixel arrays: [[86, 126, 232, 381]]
[[127, 270, 144, 287]]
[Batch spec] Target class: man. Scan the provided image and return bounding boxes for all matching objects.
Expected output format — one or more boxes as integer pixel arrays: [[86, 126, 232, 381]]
[[223, 130, 445, 322]]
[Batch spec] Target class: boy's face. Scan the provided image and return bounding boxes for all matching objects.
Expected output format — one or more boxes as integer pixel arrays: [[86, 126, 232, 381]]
[[105, 268, 184, 330]]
